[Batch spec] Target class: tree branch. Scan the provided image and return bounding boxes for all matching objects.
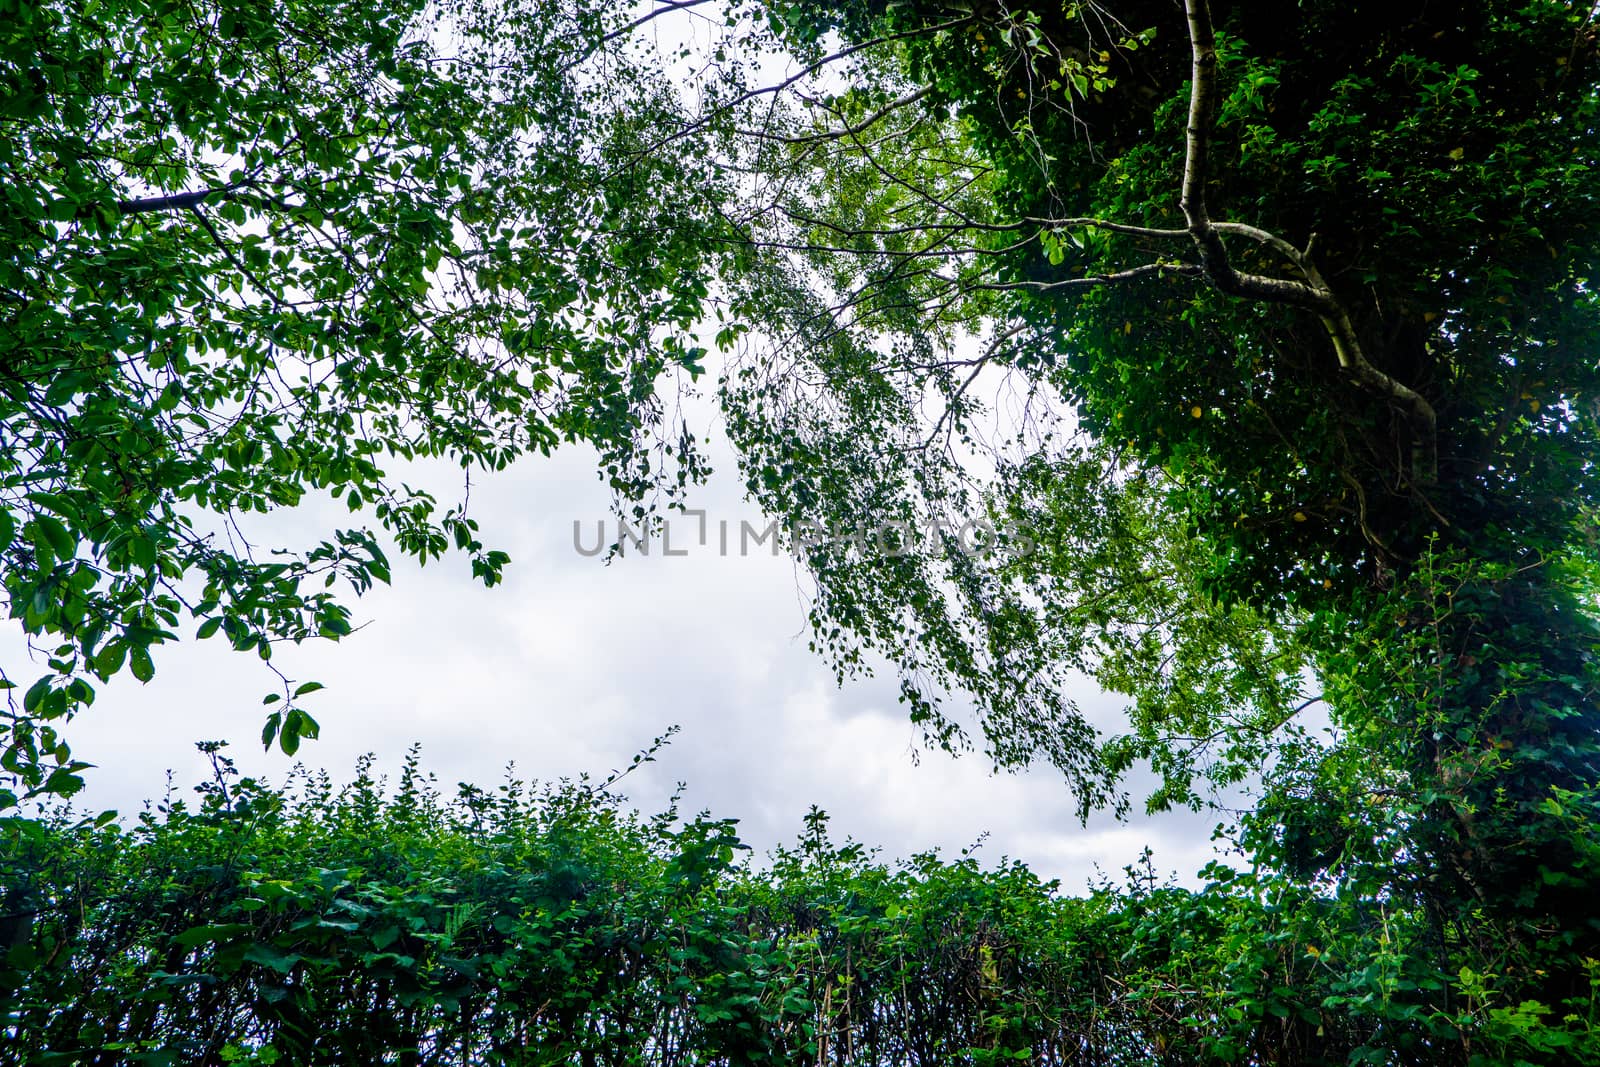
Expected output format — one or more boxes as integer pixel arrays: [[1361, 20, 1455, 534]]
[[966, 260, 1203, 292], [118, 187, 238, 214], [1179, 0, 1436, 479], [602, 0, 714, 46], [779, 87, 934, 145], [635, 15, 977, 159]]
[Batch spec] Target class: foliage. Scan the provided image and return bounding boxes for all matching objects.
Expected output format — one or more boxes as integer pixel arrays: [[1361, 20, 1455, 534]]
[[0, 0, 716, 801], [638, 0, 1600, 1058], [16, 748, 1592, 1067], [8, 0, 1600, 1062], [699, 0, 1600, 800]]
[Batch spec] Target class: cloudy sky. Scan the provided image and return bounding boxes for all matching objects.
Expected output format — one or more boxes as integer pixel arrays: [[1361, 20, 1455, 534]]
[[9, 7, 1239, 894], [16, 392, 1236, 893]]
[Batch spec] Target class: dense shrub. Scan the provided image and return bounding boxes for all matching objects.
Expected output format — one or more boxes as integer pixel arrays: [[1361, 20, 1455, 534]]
[[2, 743, 1594, 1065]]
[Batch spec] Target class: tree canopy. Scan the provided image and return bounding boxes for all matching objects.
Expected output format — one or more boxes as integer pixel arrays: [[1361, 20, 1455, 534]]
[[5, 0, 1600, 1061], [1, 0, 718, 791], [679, 0, 1600, 1053]]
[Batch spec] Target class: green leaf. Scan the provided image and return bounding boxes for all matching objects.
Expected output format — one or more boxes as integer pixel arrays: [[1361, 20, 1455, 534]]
[[243, 943, 301, 974], [22, 676, 52, 713], [93, 641, 126, 677], [128, 646, 155, 683], [34, 514, 77, 560], [261, 710, 282, 749], [174, 923, 252, 949]]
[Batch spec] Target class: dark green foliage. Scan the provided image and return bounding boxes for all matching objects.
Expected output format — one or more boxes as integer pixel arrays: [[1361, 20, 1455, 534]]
[[17, 749, 1587, 1067], [684, 2, 1600, 1058]]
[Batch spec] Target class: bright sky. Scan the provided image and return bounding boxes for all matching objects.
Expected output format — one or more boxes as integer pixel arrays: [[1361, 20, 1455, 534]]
[[10, 2, 1235, 893], [20, 399, 1230, 892]]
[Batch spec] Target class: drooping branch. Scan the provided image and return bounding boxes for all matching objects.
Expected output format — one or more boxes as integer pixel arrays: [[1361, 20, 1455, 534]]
[[778, 87, 935, 144]]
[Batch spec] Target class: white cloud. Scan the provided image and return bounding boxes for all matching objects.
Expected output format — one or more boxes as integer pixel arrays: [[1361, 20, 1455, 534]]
[[18, 424, 1224, 891]]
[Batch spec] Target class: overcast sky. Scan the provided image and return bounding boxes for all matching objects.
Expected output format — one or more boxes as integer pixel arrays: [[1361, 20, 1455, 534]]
[[7, 8, 1240, 893], [12, 394, 1237, 893]]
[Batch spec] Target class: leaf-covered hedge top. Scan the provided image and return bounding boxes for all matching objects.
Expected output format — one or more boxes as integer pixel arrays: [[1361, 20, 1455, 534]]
[[2, 745, 1514, 1066]]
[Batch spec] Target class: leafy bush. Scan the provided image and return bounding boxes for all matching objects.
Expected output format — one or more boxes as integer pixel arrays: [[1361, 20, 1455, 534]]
[[10, 743, 1592, 1066]]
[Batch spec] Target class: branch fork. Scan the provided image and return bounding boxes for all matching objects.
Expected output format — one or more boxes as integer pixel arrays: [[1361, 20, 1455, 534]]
[[1178, 0, 1437, 481]]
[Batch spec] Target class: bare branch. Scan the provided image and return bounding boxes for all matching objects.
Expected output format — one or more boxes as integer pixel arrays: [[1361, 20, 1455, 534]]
[[639, 14, 977, 157], [965, 261, 1203, 293], [780, 87, 935, 144], [601, 0, 715, 46], [1030, 216, 1190, 242], [922, 323, 1026, 452]]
